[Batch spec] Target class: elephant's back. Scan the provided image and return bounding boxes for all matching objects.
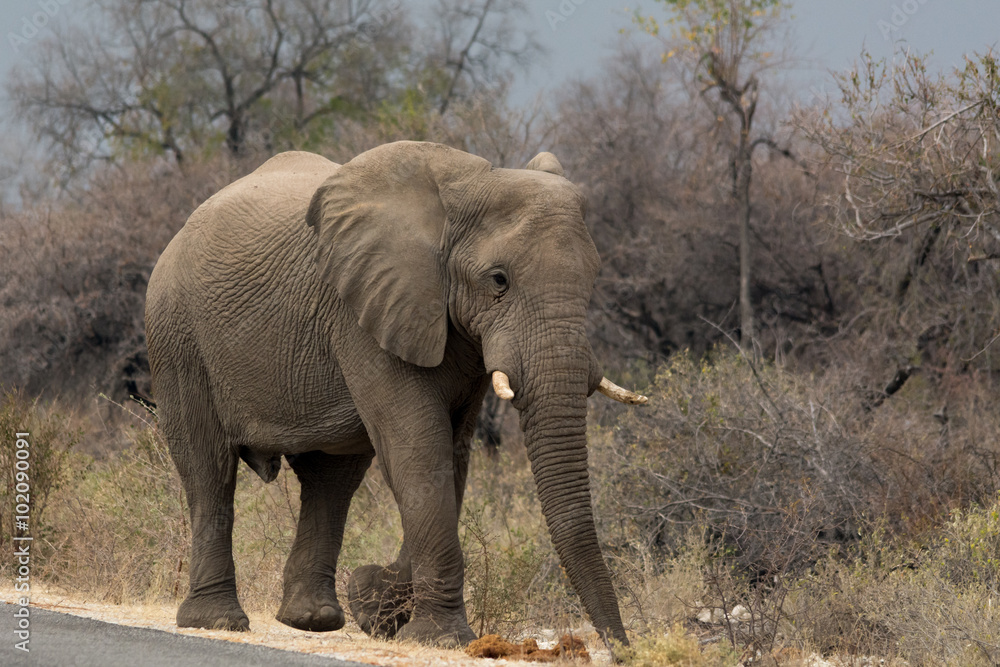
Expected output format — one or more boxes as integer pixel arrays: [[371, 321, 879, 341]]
[[185, 151, 339, 240], [152, 151, 338, 286], [147, 151, 341, 344]]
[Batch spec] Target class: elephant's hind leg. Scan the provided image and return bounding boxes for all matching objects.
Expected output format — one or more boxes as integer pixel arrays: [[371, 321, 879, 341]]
[[162, 376, 247, 631], [347, 547, 414, 639], [277, 450, 374, 632]]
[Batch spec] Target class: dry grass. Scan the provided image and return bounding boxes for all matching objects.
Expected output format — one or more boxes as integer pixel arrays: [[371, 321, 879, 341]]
[[616, 624, 739, 667], [4, 356, 1000, 665], [0, 388, 82, 563]]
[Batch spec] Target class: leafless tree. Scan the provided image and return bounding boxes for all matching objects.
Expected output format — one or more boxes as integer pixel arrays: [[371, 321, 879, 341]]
[[797, 50, 999, 249], [423, 0, 540, 115], [636, 0, 796, 355], [7, 0, 408, 179], [545, 42, 837, 372], [795, 49, 1000, 372]]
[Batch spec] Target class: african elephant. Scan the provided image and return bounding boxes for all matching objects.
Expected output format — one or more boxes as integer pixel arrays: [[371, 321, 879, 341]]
[[145, 141, 646, 649]]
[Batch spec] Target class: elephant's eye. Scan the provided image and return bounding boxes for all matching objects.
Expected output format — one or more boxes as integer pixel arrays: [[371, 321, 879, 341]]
[[490, 271, 509, 293]]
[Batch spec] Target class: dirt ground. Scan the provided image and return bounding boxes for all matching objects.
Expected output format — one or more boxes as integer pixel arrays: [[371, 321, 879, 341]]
[[2, 587, 608, 666]]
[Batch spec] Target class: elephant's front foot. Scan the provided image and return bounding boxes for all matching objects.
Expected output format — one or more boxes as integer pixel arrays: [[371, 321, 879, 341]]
[[276, 581, 345, 632], [397, 616, 477, 648], [347, 564, 413, 638], [177, 592, 249, 631]]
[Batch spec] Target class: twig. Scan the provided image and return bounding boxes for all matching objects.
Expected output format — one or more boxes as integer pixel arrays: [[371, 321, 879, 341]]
[[697, 315, 783, 420], [968, 253, 1000, 263], [964, 329, 1000, 362], [862, 366, 917, 411], [751, 136, 814, 177], [894, 100, 987, 148]]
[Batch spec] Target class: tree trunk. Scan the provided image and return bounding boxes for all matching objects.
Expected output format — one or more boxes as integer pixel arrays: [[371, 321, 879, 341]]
[[226, 114, 245, 155], [474, 392, 503, 459], [736, 126, 754, 355]]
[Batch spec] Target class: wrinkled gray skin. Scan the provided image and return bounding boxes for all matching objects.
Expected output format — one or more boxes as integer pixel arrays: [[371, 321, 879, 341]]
[[145, 141, 628, 649]]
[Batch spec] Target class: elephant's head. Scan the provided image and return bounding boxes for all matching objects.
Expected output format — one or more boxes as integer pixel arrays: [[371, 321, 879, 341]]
[[306, 141, 644, 646]]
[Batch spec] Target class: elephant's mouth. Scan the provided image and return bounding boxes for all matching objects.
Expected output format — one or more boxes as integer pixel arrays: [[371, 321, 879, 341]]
[[489, 370, 647, 405]]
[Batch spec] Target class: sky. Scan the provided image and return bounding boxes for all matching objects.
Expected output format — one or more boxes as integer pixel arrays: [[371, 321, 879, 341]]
[[510, 0, 1000, 106], [1, 0, 998, 189], [3, 1, 998, 106]]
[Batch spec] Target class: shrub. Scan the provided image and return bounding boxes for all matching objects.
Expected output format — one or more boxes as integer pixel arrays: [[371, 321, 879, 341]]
[[42, 413, 188, 602], [597, 350, 881, 579], [459, 448, 561, 638], [13, 353, 1000, 666], [789, 500, 1000, 666], [461, 502, 545, 637], [0, 389, 80, 564], [0, 159, 236, 407], [618, 623, 738, 667]]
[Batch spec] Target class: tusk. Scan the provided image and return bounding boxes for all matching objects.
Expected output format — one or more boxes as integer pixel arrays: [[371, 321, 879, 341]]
[[492, 370, 515, 400], [598, 377, 649, 405]]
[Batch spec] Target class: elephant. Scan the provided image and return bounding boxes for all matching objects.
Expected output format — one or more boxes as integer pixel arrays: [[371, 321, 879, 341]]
[[144, 141, 647, 650]]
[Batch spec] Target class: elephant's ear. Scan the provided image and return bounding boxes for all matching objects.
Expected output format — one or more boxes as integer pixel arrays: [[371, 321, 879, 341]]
[[524, 152, 564, 176], [306, 141, 491, 367], [525, 151, 587, 216]]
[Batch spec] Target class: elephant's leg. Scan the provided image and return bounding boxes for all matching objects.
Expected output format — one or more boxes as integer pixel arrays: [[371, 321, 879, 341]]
[[347, 542, 413, 639], [277, 450, 374, 632], [391, 443, 475, 646], [348, 397, 480, 642], [166, 392, 246, 631]]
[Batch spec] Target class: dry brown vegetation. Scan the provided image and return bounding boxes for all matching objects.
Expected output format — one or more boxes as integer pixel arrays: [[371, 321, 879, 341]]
[[4, 356, 1000, 665], [3, 1, 1000, 665]]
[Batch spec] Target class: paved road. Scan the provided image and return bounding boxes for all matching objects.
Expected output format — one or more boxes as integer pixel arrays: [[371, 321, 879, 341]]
[[1, 603, 374, 666]]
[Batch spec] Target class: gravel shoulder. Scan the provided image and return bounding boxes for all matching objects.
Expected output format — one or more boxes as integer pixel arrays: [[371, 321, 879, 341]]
[[1, 588, 608, 666]]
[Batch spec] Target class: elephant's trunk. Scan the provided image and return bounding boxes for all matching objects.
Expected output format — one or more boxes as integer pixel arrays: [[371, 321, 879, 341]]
[[516, 351, 628, 648]]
